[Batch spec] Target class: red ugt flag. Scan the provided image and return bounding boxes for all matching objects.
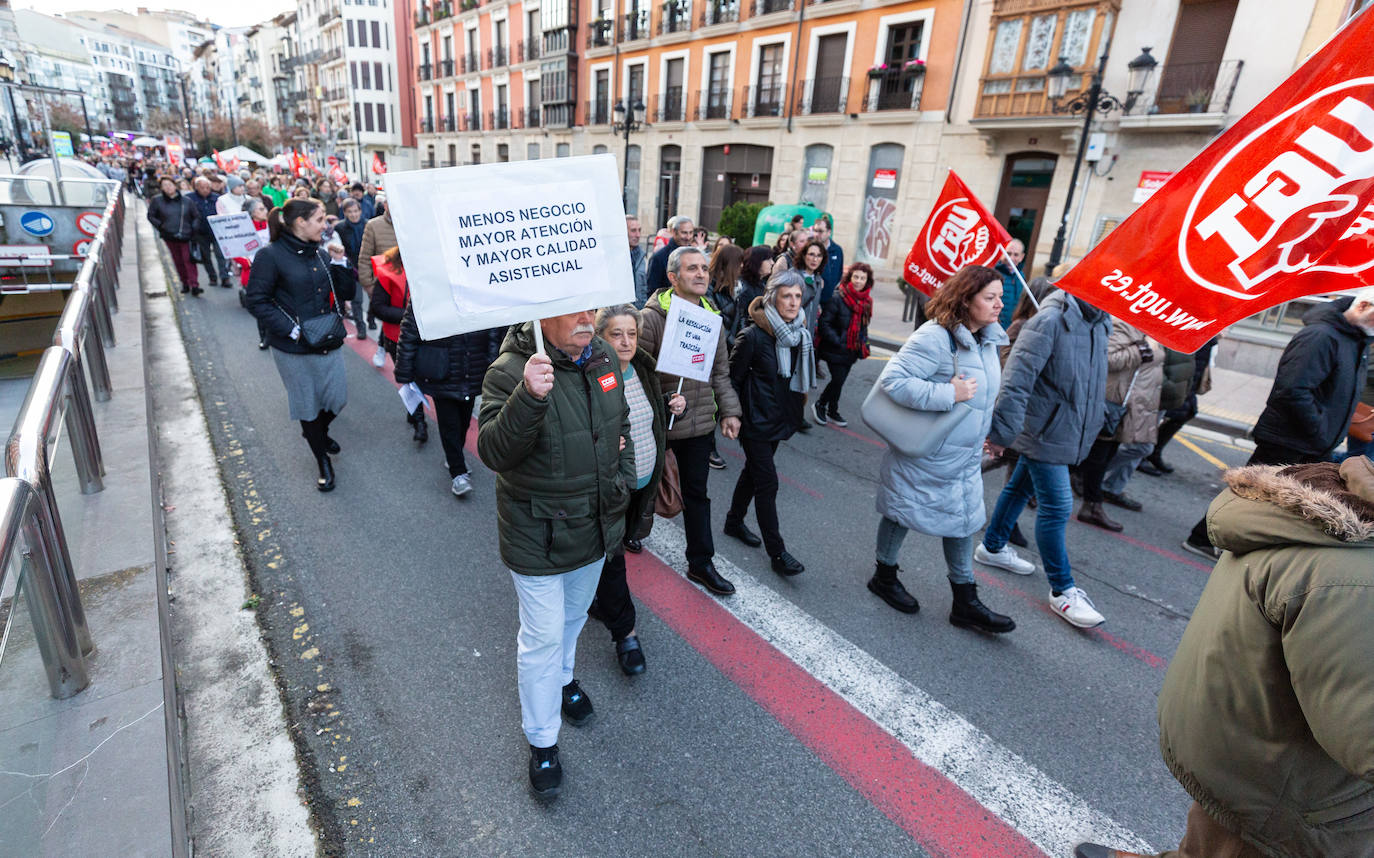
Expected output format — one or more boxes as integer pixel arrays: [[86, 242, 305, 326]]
[[1056, 10, 1374, 353], [371, 152, 388, 175], [903, 170, 1014, 296]]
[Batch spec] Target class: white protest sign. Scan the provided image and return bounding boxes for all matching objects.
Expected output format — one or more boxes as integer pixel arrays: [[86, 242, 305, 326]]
[[383, 154, 633, 339], [655, 294, 722, 382], [208, 212, 264, 259]]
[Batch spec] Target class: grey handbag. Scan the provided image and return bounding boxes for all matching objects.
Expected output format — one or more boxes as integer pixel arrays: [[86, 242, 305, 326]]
[[861, 327, 974, 459]]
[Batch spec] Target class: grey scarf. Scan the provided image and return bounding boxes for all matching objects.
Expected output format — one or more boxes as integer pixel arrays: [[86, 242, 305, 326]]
[[764, 303, 817, 393]]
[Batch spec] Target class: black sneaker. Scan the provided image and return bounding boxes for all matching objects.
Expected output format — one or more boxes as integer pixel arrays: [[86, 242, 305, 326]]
[[770, 551, 805, 576], [528, 744, 562, 799], [561, 679, 594, 726], [829, 410, 849, 427], [708, 452, 726, 470], [1181, 536, 1222, 562], [811, 401, 828, 426]]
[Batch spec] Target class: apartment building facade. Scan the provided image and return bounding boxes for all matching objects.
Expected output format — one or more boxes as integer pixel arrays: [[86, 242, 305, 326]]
[[414, 0, 962, 274], [14, 11, 113, 129]]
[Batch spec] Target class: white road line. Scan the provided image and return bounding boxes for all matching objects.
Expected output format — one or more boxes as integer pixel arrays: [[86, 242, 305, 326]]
[[644, 525, 1155, 857]]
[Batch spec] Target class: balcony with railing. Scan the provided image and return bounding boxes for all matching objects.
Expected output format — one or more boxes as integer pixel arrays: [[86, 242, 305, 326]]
[[518, 37, 542, 62], [741, 83, 787, 118], [418, 62, 433, 81], [488, 107, 510, 130], [700, 0, 739, 26], [462, 54, 480, 74], [420, 117, 435, 133], [795, 76, 850, 115], [658, 0, 692, 34], [653, 87, 687, 122], [318, 7, 341, 26], [695, 86, 733, 120], [865, 66, 924, 112], [526, 106, 542, 127], [1124, 59, 1243, 120], [320, 46, 344, 64], [585, 100, 612, 125], [487, 45, 508, 68], [752, 0, 793, 15], [422, 156, 437, 167], [442, 115, 456, 131], [620, 8, 650, 40], [415, 6, 432, 26], [439, 58, 455, 78], [587, 18, 615, 48], [459, 0, 481, 10], [432, 1, 454, 19]]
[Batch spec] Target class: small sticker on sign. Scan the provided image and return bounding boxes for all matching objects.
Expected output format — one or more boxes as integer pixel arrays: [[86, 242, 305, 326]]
[[691, 354, 706, 364]]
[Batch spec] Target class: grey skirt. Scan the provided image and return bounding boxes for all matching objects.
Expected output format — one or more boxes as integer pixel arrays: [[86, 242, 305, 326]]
[[271, 348, 347, 421]]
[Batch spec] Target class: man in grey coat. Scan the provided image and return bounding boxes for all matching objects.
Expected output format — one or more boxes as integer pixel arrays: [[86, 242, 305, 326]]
[[627, 215, 648, 308], [973, 291, 1112, 629]]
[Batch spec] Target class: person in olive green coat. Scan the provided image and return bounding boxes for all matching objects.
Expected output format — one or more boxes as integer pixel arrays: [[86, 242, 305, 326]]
[[1075, 457, 1374, 858], [477, 313, 635, 801]]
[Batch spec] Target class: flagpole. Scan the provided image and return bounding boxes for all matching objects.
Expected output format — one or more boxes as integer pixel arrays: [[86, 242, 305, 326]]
[[667, 378, 685, 430], [531, 318, 545, 356], [998, 244, 1038, 310]]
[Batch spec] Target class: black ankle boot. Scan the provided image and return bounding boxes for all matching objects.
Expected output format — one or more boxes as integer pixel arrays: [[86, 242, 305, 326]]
[[316, 454, 335, 492], [412, 417, 428, 444], [867, 562, 919, 613], [949, 581, 1015, 633]]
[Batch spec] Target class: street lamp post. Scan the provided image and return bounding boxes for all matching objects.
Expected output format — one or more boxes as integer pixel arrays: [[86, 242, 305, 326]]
[[612, 97, 645, 212], [1042, 42, 1157, 276]]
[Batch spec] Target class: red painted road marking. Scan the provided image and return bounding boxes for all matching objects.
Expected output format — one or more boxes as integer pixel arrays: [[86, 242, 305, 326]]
[[1095, 527, 1215, 574], [826, 421, 887, 449], [626, 550, 1048, 858]]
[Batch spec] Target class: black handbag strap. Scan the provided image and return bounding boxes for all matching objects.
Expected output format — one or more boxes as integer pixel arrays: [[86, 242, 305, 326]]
[[273, 247, 342, 327]]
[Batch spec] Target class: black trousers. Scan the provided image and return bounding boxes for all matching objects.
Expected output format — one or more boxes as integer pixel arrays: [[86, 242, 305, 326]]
[[727, 438, 784, 556], [382, 336, 426, 425], [1079, 437, 1120, 504], [432, 395, 475, 477], [594, 547, 637, 642], [1188, 440, 1324, 546], [668, 432, 716, 568], [817, 360, 853, 413], [193, 233, 228, 282]]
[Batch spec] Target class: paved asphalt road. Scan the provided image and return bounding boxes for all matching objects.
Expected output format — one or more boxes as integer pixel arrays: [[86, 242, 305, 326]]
[[171, 281, 1250, 857]]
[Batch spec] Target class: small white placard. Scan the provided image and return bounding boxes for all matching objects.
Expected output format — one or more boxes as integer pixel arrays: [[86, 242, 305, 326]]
[[655, 294, 722, 382], [208, 212, 264, 259]]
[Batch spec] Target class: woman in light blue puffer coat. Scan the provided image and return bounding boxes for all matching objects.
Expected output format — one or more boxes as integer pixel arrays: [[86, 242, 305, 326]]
[[868, 265, 1016, 633]]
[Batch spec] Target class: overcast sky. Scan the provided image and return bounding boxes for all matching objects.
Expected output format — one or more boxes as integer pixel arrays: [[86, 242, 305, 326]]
[[15, 0, 296, 29]]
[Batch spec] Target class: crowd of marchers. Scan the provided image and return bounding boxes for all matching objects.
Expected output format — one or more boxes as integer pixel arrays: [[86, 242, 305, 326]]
[[146, 177, 1374, 858]]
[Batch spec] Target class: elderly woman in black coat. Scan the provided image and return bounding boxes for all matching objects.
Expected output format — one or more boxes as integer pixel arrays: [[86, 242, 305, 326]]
[[724, 269, 816, 577], [245, 198, 355, 492], [393, 308, 504, 498]]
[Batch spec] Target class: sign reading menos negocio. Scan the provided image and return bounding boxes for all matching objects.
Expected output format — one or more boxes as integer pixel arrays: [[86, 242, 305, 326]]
[[385, 155, 634, 339]]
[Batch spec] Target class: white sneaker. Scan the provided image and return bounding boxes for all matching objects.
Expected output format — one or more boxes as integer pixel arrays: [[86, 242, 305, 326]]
[[372, 344, 386, 368], [974, 542, 1036, 575], [1049, 587, 1105, 629], [450, 473, 472, 497]]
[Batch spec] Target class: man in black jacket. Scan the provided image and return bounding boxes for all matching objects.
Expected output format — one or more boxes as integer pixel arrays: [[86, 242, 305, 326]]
[[1183, 288, 1374, 560], [189, 176, 229, 287], [644, 215, 695, 298]]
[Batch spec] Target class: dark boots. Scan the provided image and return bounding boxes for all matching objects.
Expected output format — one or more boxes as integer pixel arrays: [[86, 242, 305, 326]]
[[867, 562, 919, 613], [408, 408, 428, 444], [949, 582, 1015, 634], [1078, 501, 1124, 532]]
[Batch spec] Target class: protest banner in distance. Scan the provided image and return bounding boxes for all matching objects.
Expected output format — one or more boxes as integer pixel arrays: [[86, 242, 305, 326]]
[[655, 294, 723, 382], [208, 212, 264, 259], [903, 170, 1014, 296], [384, 154, 633, 339], [1054, 10, 1374, 353]]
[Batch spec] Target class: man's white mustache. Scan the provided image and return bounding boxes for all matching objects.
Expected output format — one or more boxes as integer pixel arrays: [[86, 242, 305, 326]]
[[572, 325, 595, 336]]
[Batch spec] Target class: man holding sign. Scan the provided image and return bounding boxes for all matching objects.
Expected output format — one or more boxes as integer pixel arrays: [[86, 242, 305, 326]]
[[640, 247, 743, 596], [389, 154, 638, 800], [477, 314, 635, 800]]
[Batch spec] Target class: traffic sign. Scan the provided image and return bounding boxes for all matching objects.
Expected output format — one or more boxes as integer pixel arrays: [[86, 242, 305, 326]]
[[73, 240, 92, 256], [19, 210, 55, 237], [76, 211, 102, 236]]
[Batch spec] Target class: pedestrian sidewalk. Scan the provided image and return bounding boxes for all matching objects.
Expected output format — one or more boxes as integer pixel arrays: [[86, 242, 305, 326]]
[[866, 280, 1267, 438], [0, 197, 179, 856]]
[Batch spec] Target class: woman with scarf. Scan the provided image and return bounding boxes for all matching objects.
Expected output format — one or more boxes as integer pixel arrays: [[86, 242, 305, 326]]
[[868, 264, 1015, 634], [725, 269, 815, 577], [814, 262, 874, 427]]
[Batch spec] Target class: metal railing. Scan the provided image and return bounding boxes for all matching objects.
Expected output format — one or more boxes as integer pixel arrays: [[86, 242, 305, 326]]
[[1, 188, 125, 699]]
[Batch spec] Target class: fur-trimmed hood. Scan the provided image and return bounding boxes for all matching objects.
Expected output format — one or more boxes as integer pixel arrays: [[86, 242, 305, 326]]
[[1210, 458, 1374, 554]]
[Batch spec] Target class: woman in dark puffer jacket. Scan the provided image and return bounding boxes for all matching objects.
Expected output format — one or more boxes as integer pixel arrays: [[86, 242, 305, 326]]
[[813, 262, 874, 427], [394, 308, 504, 498]]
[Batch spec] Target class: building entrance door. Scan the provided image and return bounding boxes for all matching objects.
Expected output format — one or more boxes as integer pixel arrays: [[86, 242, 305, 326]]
[[993, 152, 1057, 274]]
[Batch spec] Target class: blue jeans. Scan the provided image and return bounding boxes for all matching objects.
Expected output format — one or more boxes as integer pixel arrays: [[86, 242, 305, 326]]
[[982, 456, 1075, 592], [875, 517, 975, 585]]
